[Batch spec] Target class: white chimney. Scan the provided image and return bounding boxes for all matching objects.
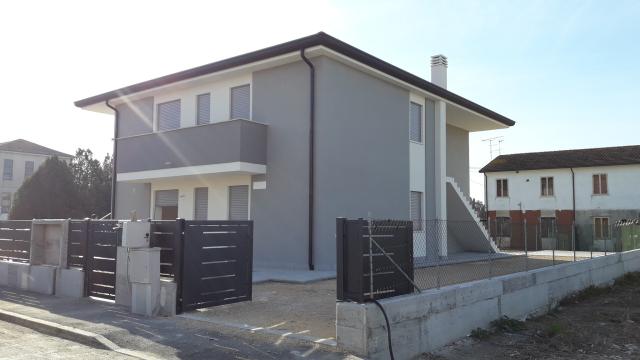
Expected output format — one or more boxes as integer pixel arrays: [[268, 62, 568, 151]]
[[430, 54, 448, 89]]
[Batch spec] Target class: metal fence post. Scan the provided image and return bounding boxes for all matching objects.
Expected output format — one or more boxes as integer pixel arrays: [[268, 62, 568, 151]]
[[83, 218, 92, 297], [174, 218, 185, 314], [552, 221, 556, 266], [436, 220, 442, 289], [336, 217, 346, 301], [572, 221, 576, 262], [524, 218, 528, 271]]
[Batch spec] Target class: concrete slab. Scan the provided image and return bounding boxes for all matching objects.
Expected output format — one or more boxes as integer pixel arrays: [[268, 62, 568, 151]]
[[0, 261, 8, 286], [56, 268, 84, 298], [253, 269, 336, 284], [28, 265, 56, 295]]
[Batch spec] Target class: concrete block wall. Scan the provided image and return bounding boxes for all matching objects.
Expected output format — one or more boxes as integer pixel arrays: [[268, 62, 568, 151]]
[[336, 249, 640, 359]]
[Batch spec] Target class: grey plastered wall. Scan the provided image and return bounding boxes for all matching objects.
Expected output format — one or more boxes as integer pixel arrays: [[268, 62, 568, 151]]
[[115, 182, 151, 219], [314, 57, 410, 270], [251, 60, 311, 270], [116, 97, 154, 137], [446, 124, 470, 195]]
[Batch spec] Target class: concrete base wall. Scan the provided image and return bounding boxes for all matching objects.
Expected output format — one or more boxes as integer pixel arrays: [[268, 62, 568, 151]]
[[336, 249, 640, 359], [0, 262, 57, 295], [55, 268, 84, 298]]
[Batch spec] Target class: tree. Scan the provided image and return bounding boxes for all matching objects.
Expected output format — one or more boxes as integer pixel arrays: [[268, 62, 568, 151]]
[[9, 149, 112, 220], [70, 149, 112, 218], [10, 157, 83, 219]]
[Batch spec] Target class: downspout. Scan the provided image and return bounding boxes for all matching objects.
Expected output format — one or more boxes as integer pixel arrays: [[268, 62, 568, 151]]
[[105, 100, 119, 220], [301, 49, 315, 271], [484, 173, 489, 221], [570, 167, 576, 242]]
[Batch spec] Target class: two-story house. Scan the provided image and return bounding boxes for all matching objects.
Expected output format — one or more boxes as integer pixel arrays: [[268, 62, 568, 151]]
[[481, 145, 640, 252], [0, 139, 73, 220], [75, 32, 516, 271]]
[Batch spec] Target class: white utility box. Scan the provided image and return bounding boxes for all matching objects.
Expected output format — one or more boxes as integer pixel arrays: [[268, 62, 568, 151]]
[[127, 247, 160, 284], [121, 221, 151, 248]]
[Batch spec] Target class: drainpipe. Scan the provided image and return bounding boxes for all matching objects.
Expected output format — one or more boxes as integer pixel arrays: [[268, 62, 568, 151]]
[[570, 168, 576, 221], [484, 173, 489, 221], [105, 100, 119, 220], [301, 49, 315, 271]]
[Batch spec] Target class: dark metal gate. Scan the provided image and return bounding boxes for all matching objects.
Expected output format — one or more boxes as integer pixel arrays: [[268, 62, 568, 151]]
[[181, 220, 253, 312], [85, 220, 120, 300]]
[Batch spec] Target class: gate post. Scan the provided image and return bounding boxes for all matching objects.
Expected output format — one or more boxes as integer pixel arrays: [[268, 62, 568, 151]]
[[336, 218, 347, 301], [174, 218, 185, 314], [82, 219, 91, 297]]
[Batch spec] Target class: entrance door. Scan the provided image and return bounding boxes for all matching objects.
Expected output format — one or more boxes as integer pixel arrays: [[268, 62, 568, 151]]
[[155, 190, 179, 220], [161, 206, 178, 220]]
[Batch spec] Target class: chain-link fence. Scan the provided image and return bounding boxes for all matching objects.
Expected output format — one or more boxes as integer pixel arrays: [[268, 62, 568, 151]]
[[410, 218, 640, 291]]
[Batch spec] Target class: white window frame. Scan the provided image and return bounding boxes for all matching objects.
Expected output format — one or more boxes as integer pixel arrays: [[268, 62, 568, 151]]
[[229, 84, 251, 120], [0, 192, 11, 214], [196, 93, 211, 126], [541, 176, 554, 197], [409, 101, 423, 143], [496, 178, 508, 198], [3, 159, 13, 180]]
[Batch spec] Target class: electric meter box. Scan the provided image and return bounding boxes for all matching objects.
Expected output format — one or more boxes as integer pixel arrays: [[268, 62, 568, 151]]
[[121, 221, 151, 248]]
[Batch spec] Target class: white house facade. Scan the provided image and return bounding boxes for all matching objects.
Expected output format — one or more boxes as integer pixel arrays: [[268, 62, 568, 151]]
[[481, 145, 640, 251], [0, 139, 73, 220]]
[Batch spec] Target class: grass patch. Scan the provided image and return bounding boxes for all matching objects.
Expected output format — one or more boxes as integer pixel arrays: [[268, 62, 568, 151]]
[[490, 316, 526, 332], [546, 323, 564, 337], [470, 327, 491, 340]]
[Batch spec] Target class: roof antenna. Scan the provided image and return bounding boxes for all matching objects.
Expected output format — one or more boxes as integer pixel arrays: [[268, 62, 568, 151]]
[[482, 136, 504, 159]]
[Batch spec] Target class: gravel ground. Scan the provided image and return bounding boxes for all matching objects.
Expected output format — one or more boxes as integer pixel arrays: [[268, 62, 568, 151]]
[[0, 320, 132, 359], [422, 272, 640, 360]]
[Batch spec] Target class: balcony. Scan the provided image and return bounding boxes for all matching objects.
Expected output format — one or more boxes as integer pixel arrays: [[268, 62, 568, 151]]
[[116, 119, 267, 182]]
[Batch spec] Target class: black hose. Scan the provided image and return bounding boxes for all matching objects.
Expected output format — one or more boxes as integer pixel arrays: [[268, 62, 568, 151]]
[[367, 299, 394, 360]]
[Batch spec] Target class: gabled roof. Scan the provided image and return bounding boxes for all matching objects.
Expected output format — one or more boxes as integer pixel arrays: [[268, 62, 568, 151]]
[[74, 32, 515, 127], [0, 139, 72, 158], [480, 145, 640, 173]]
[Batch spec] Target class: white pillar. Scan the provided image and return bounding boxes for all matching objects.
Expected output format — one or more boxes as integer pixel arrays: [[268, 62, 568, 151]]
[[425, 99, 448, 256]]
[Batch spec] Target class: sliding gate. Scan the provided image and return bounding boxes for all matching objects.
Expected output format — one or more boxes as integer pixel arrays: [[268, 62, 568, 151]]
[[181, 220, 253, 312]]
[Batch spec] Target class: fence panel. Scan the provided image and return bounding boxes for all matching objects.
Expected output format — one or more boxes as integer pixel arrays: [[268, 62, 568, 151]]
[[67, 219, 88, 268], [337, 218, 414, 302], [85, 220, 120, 300], [0, 220, 32, 263], [150, 220, 178, 278]]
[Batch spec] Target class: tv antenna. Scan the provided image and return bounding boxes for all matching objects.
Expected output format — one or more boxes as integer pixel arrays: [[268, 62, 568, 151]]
[[482, 136, 504, 159]]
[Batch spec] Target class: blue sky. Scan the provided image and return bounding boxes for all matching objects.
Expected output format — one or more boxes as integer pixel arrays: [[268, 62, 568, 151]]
[[1, 0, 638, 199]]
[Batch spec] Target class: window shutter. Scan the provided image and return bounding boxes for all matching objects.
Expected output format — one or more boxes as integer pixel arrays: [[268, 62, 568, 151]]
[[157, 100, 181, 131], [410, 191, 422, 230], [197, 93, 211, 125], [503, 180, 508, 197], [593, 174, 600, 194], [3, 159, 13, 180], [600, 174, 607, 194], [541, 177, 546, 195], [24, 161, 34, 178], [155, 190, 178, 207], [409, 102, 422, 142], [548, 177, 554, 196], [230, 85, 250, 119], [194, 187, 208, 220], [228, 185, 249, 220]]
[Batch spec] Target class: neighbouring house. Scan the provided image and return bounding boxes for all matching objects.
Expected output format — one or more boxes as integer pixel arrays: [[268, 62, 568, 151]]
[[0, 139, 73, 220], [480, 145, 640, 252], [74, 32, 515, 271]]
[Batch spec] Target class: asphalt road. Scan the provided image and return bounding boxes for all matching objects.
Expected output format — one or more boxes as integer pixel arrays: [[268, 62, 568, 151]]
[[0, 320, 132, 359]]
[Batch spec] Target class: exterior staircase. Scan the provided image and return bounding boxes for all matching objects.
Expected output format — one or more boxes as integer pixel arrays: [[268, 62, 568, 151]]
[[446, 177, 499, 253]]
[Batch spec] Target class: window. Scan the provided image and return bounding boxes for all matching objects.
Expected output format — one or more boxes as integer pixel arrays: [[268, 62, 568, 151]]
[[540, 217, 556, 238], [196, 93, 211, 125], [1, 193, 10, 214], [3, 159, 13, 180], [228, 185, 249, 220], [593, 174, 608, 195], [541, 176, 554, 196], [409, 102, 422, 142], [496, 217, 511, 237], [230, 84, 250, 119], [194, 187, 208, 220], [410, 191, 423, 231], [24, 161, 34, 178], [154, 189, 179, 220], [157, 100, 181, 131], [594, 217, 609, 240], [496, 179, 508, 197]]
